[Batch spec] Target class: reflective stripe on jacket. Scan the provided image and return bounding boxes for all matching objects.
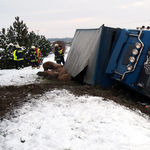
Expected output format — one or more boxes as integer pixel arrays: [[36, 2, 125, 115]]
[[59, 49, 64, 56], [13, 50, 17, 60], [37, 48, 41, 57]]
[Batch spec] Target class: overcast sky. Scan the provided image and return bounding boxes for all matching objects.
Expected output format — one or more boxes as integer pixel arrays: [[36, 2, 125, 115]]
[[0, 0, 150, 38]]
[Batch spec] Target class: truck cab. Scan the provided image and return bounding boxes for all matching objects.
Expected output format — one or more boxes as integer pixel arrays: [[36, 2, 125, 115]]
[[105, 28, 150, 97]]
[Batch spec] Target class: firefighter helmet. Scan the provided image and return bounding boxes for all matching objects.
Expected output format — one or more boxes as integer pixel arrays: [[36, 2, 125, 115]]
[[31, 46, 35, 49], [55, 44, 58, 47], [15, 45, 20, 48]]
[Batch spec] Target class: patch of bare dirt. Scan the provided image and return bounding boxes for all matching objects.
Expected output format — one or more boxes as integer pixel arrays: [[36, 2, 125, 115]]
[[0, 79, 150, 120]]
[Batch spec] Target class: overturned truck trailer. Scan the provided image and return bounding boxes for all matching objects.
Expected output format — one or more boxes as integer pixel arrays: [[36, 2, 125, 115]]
[[64, 24, 121, 87], [64, 24, 150, 97]]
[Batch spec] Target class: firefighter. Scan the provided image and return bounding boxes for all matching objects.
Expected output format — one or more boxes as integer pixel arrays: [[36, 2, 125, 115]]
[[35, 45, 41, 66], [29, 46, 39, 69], [15, 45, 24, 69], [59, 45, 65, 65], [54, 44, 61, 64]]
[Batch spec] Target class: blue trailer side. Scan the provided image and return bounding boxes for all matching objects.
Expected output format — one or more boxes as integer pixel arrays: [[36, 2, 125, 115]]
[[93, 26, 121, 87]]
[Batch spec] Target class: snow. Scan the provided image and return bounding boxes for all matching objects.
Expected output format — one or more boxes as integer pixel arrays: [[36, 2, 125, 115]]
[[1, 46, 150, 150], [0, 47, 69, 86]]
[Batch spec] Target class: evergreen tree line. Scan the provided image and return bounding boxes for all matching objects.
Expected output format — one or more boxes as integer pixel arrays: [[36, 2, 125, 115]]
[[0, 16, 52, 69]]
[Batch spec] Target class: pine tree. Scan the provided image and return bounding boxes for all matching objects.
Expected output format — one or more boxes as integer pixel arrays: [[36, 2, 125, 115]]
[[0, 28, 15, 69], [0, 16, 52, 69], [36, 35, 52, 57], [7, 16, 29, 46]]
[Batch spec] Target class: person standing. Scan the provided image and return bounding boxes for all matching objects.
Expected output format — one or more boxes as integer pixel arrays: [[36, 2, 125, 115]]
[[54, 44, 61, 64], [59, 45, 65, 65], [15, 45, 24, 69], [35, 45, 41, 67], [29, 46, 39, 69]]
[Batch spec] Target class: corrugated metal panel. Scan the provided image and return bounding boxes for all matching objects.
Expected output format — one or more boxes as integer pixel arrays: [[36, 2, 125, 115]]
[[64, 24, 121, 86], [64, 25, 104, 84]]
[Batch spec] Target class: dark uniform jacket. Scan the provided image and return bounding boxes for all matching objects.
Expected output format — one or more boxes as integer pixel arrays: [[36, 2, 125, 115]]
[[55, 47, 61, 61], [16, 48, 24, 61], [29, 49, 38, 62]]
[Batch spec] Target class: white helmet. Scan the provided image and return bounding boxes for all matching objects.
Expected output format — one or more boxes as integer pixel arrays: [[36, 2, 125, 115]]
[[55, 44, 58, 47], [16, 45, 20, 48], [31, 46, 35, 49]]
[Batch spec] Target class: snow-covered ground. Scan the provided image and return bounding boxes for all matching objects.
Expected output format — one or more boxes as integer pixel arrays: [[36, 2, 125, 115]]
[[0, 46, 69, 87], [0, 46, 150, 150]]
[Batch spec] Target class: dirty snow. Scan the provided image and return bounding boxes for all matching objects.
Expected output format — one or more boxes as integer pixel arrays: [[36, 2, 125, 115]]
[[0, 46, 150, 150]]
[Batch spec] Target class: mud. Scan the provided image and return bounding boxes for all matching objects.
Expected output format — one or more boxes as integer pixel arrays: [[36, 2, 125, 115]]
[[0, 79, 150, 120]]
